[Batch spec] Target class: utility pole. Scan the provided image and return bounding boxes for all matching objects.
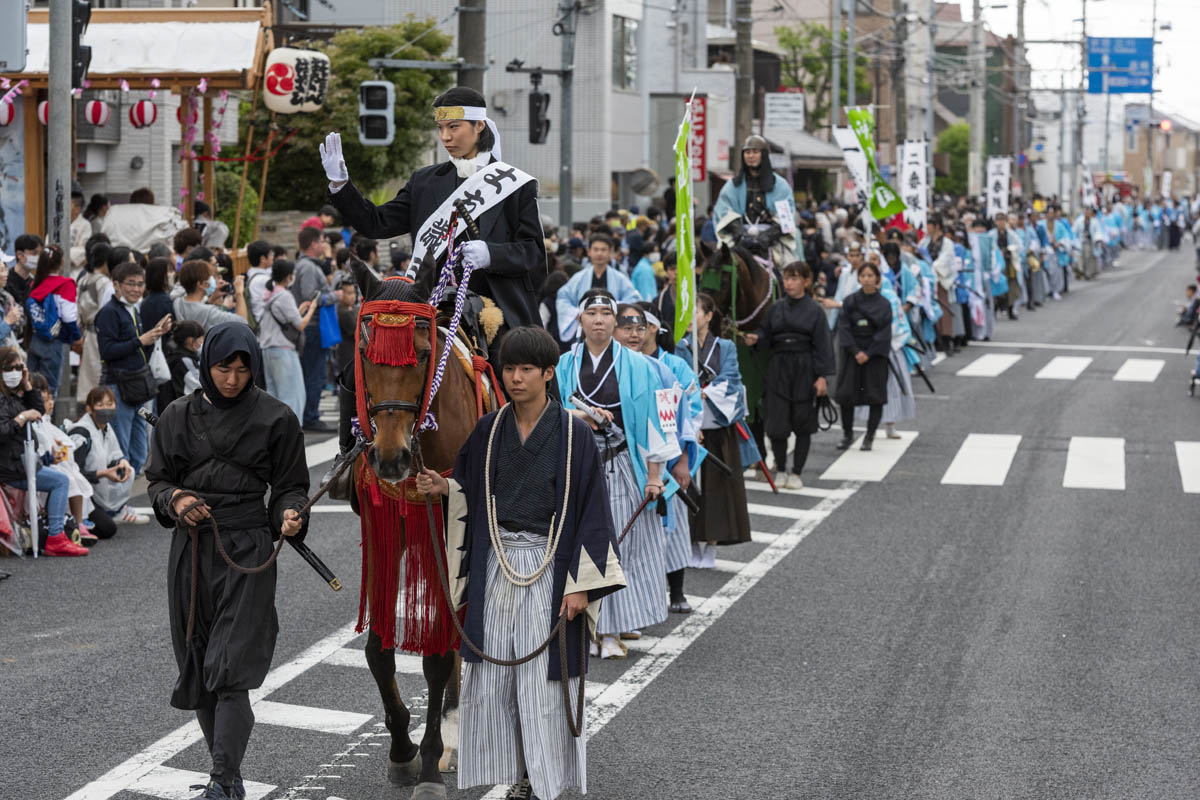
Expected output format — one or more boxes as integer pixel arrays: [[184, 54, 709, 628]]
[[456, 0, 487, 93], [1058, 75, 1066, 201], [1146, 0, 1157, 197], [1015, 0, 1026, 194], [896, 0, 908, 142], [831, 0, 840, 129], [967, 0, 984, 197], [847, 0, 857, 108], [927, 0, 936, 190], [557, 1, 577, 228], [1073, 0, 1087, 214], [734, 0, 753, 149], [47, 0, 72, 248]]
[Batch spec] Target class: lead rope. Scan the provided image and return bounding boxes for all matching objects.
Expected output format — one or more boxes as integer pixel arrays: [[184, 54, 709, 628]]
[[410, 433, 587, 738]]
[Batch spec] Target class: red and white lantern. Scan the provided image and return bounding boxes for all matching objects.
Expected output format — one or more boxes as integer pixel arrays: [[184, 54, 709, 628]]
[[84, 100, 110, 127], [177, 103, 198, 127], [128, 99, 157, 129], [0, 102, 13, 127], [263, 47, 331, 114], [37, 100, 49, 125]]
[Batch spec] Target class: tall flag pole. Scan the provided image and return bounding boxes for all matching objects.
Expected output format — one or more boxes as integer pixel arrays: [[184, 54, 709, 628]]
[[674, 89, 699, 377]]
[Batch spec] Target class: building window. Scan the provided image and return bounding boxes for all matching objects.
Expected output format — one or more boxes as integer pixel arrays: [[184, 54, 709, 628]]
[[612, 15, 638, 91]]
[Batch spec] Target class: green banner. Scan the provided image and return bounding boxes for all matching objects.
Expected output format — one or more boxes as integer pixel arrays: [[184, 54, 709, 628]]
[[846, 106, 907, 220], [673, 106, 695, 343]]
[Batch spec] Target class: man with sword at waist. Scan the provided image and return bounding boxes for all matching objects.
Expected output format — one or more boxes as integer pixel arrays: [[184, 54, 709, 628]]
[[318, 86, 547, 490]]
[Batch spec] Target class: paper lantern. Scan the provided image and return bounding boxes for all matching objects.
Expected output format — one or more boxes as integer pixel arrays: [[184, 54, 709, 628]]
[[0, 102, 12, 127], [37, 100, 49, 125], [128, 99, 157, 129], [177, 103, 198, 127], [263, 47, 331, 114], [84, 100, 110, 127]]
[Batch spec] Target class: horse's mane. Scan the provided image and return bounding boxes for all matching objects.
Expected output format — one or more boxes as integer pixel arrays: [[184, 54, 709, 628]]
[[373, 276, 430, 304]]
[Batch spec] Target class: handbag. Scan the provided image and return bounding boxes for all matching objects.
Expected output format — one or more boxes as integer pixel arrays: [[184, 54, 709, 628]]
[[113, 364, 157, 406], [319, 302, 342, 349], [149, 339, 171, 386], [269, 299, 304, 351]]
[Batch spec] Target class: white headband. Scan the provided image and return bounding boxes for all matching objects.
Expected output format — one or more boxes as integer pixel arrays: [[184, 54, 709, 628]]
[[579, 295, 618, 314], [434, 105, 502, 162], [642, 309, 661, 330]]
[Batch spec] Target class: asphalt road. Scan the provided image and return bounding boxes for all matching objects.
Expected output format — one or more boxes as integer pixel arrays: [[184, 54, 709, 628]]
[[5, 244, 1200, 800]]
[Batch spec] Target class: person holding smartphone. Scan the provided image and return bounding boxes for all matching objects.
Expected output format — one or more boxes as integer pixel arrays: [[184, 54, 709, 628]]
[[96, 260, 172, 476]]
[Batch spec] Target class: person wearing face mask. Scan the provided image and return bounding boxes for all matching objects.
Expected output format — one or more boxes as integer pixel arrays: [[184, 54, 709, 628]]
[[68, 384, 143, 530], [173, 260, 249, 330], [96, 261, 171, 477], [28, 372, 101, 545], [145, 322, 310, 800], [0, 348, 84, 556], [259, 259, 318, 421], [0, 252, 26, 353], [629, 242, 660, 302]]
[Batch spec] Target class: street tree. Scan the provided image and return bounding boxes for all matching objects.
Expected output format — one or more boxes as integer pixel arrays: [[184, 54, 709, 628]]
[[934, 122, 969, 196], [775, 23, 871, 132]]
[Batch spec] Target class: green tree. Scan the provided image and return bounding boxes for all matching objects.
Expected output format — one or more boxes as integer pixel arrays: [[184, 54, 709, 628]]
[[774, 23, 871, 132], [236, 19, 454, 214], [214, 164, 259, 248], [934, 122, 970, 195]]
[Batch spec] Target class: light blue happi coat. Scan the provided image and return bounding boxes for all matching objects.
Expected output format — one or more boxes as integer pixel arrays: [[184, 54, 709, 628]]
[[713, 173, 802, 259], [675, 334, 762, 467], [555, 266, 643, 344], [630, 257, 658, 302]]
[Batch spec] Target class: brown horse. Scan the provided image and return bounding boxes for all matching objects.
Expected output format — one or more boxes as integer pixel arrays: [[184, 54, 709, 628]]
[[700, 240, 777, 334], [350, 272, 489, 800]]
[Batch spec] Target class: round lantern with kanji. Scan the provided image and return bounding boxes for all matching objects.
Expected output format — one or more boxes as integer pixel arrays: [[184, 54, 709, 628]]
[[0, 102, 13, 127], [84, 100, 111, 127], [37, 100, 49, 125], [129, 99, 157, 129]]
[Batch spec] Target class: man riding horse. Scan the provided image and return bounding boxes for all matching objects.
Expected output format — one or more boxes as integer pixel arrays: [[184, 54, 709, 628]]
[[712, 134, 802, 267]]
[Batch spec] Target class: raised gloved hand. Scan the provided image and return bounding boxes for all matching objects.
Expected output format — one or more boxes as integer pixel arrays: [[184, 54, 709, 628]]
[[460, 241, 491, 270], [320, 132, 349, 185]]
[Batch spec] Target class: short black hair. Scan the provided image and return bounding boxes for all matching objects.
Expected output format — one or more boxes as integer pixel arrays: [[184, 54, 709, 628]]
[[298, 226, 323, 251], [14, 233, 41, 253], [184, 246, 214, 263], [111, 261, 145, 286], [193, 200, 212, 217], [146, 257, 171, 293], [588, 234, 614, 251], [107, 245, 133, 271], [247, 240, 272, 267], [271, 259, 296, 285], [354, 237, 377, 261], [173, 320, 205, 348], [87, 242, 112, 273], [173, 227, 202, 255], [499, 326, 560, 370], [319, 204, 338, 219]]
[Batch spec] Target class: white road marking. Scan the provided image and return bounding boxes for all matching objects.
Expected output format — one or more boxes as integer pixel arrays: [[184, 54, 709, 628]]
[[712, 558, 748, 573], [941, 434, 1022, 486], [1035, 356, 1092, 380], [1063, 436, 1126, 491], [254, 700, 373, 735], [931, 352, 947, 366], [127, 766, 274, 800], [305, 437, 342, 468], [750, 530, 779, 544], [480, 483, 862, 799], [63, 622, 362, 800], [819, 431, 918, 482], [322, 647, 424, 674], [956, 353, 1022, 377], [746, 503, 826, 520], [1113, 358, 1165, 382], [1174, 442, 1200, 493], [743, 480, 846, 499], [974, 340, 1185, 355]]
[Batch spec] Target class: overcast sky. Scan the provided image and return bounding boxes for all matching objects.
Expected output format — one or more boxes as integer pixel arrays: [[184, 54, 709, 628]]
[[968, 0, 1196, 118]]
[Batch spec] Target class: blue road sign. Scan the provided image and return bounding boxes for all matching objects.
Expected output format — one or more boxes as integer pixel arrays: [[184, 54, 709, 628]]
[[1087, 37, 1153, 94]]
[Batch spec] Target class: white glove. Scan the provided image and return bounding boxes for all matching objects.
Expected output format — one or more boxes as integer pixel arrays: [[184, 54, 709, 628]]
[[460, 241, 491, 270], [320, 132, 349, 186]]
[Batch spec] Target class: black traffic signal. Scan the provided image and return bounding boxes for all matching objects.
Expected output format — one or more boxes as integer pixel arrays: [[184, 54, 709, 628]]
[[72, 0, 91, 89], [358, 81, 394, 146], [529, 91, 550, 145]]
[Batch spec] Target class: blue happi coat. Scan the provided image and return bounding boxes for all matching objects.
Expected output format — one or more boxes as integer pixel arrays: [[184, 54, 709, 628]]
[[676, 333, 762, 466], [555, 266, 643, 343]]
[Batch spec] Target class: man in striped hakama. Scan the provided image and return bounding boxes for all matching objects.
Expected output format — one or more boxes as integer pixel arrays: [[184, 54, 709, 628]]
[[557, 290, 681, 660], [417, 327, 626, 800]]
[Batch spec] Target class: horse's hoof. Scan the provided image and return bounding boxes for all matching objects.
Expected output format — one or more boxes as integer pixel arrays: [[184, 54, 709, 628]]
[[438, 746, 458, 773], [386, 752, 421, 786], [412, 782, 448, 800]]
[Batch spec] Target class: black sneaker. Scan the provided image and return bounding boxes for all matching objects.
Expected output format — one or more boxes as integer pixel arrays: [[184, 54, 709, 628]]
[[504, 777, 539, 800], [230, 778, 246, 800], [189, 781, 231, 800], [860, 436, 874, 452]]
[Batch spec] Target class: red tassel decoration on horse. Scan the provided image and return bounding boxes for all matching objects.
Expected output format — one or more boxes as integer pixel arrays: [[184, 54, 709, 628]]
[[365, 313, 417, 367]]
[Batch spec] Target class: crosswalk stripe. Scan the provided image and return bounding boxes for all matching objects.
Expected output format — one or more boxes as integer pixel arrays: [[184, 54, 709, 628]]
[[956, 353, 1022, 377], [750, 530, 779, 543], [711, 558, 746, 574], [1063, 436, 1125, 490], [1174, 442, 1200, 493], [322, 647, 424, 674], [253, 700, 373, 735], [746, 503, 825, 520], [743, 480, 846, 499], [819, 431, 918, 482], [941, 434, 1022, 486], [1113, 358, 1165, 382], [128, 766, 274, 800], [1035, 356, 1092, 380], [305, 437, 341, 469]]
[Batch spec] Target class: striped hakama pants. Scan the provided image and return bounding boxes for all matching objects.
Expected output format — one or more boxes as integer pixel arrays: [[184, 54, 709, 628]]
[[458, 530, 586, 800], [663, 495, 692, 574], [855, 348, 916, 425], [597, 448, 668, 636]]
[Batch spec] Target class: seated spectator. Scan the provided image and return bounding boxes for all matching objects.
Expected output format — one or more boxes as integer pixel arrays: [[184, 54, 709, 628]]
[[27, 245, 81, 395], [0, 347, 83, 556], [259, 259, 317, 421], [97, 260, 169, 474], [29, 372, 105, 543], [172, 259, 249, 328], [0, 252, 25, 352], [1179, 284, 1199, 327], [163, 320, 204, 408], [68, 385, 146, 528], [193, 200, 229, 250]]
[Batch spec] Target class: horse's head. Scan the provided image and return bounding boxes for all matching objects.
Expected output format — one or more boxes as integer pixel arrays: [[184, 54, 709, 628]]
[[357, 277, 436, 483]]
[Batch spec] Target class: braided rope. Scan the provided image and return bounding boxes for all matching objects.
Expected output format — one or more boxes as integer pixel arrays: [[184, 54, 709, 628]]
[[419, 245, 477, 433]]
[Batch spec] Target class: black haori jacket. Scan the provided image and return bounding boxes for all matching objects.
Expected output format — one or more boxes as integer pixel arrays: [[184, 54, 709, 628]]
[[328, 160, 547, 334], [446, 406, 626, 680]]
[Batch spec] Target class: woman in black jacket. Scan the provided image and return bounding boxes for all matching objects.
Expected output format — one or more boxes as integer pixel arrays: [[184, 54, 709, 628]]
[[0, 347, 84, 556], [834, 260, 892, 452]]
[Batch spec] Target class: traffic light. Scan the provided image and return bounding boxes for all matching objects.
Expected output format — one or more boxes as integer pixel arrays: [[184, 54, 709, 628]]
[[529, 90, 550, 145], [72, 0, 91, 89], [358, 81, 394, 146]]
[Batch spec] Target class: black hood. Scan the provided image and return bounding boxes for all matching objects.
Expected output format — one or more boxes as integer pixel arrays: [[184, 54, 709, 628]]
[[198, 321, 264, 410]]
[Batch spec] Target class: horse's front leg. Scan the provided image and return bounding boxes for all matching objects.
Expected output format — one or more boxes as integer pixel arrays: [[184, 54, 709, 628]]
[[438, 653, 462, 772], [412, 650, 457, 799], [364, 631, 421, 786]]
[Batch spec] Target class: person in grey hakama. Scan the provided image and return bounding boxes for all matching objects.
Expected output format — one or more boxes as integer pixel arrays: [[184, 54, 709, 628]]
[[146, 323, 310, 800], [419, 327, 626, 800]]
